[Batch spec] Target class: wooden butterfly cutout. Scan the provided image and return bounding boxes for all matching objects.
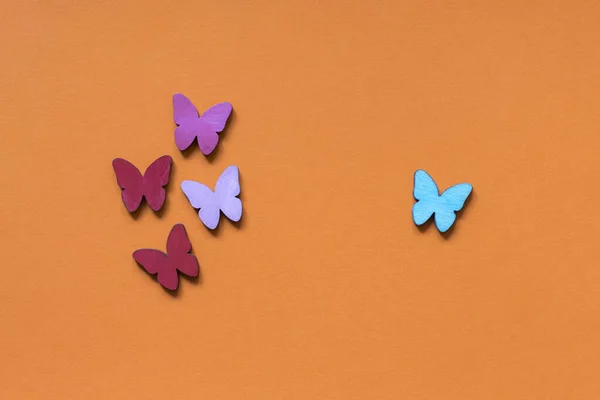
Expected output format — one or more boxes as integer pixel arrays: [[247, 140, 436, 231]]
[[133, 224, 199, 290], [173, 93, 232, 155], [112, 155, 172, 212], [412, 169, 473, 232]]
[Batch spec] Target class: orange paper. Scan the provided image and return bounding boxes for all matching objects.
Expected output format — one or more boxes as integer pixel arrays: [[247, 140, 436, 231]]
[[2, 1, 600, 399]]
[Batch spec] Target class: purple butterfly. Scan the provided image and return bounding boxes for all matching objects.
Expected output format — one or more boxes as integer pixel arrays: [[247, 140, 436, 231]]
[[181, 166, 242, 230], [172, 93, 233, 155]]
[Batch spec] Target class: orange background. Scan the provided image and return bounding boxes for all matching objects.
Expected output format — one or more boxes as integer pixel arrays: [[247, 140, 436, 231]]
[[2, 0, 600, 398]]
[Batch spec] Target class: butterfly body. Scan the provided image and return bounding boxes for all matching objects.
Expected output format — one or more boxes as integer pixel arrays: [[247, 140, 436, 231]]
[[112, 155, 172, 212], [173, 93, 232, 155], [412, 169, 472, 233], [181, 165, 242, 230], [133, 224, 198, 290]]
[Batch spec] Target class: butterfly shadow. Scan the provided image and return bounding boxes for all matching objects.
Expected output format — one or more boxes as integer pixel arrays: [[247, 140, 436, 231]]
[[169, 239, 203, 298], [135, 261, 202, 299], [127, 203, 147, 221], [179, 109, 237, 164], [114, 184, 145, 221], [208, 216, 246, 238], [126, 197, 169, 221], [416, 191, 475, 239], [128, 196, 171, 220], [163, 271, 202, 298]]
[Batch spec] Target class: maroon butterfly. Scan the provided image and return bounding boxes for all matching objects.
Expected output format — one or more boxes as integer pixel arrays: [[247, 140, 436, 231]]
[[133, 224, 199, 290], [112, 155, 172, 212]]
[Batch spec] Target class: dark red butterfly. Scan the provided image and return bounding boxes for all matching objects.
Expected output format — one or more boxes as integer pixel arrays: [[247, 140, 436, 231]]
[[133, 224, 199, 290], [112, 155, 172, 212]]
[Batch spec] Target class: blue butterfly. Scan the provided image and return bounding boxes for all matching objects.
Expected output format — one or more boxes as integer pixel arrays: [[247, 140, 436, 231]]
[[412, 169, 473, 233]]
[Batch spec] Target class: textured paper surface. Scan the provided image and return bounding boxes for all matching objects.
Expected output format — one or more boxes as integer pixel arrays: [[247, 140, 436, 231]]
[[2, 1, 600, 399]]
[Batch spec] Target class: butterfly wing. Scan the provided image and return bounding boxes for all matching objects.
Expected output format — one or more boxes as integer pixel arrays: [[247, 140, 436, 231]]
[[413, 169, 439, 200], [196, 128, 219, 155], [112, 158, 144, 212], [166, 224, 199, 278], [439, 183, 473, 211], [412, 169, 439, 226], [215, 165, 241, 197], [132, 248, 178, 290], [412, 201, 437, 226], [133, 249, 167, 275], [434, 183, 473, 232], [173, 94, 202, 151], [215, 165, 242, 222], [132, 249, 166, 275], [194, 102, 232, 155], [156, 263, 179, 290], [220, 197, 242, 223], [141, 155, 172, 211], [173, 93, 199, 124], [166, 224, 191, 254], [180, 180, 215, 209], [173, 124, 200, 151], [432, 211, 456, 233], [197, 207, 221, 230], [200, 102, 233, 132], [181, 180, 222, 229], [176, 254, 200, 277]]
